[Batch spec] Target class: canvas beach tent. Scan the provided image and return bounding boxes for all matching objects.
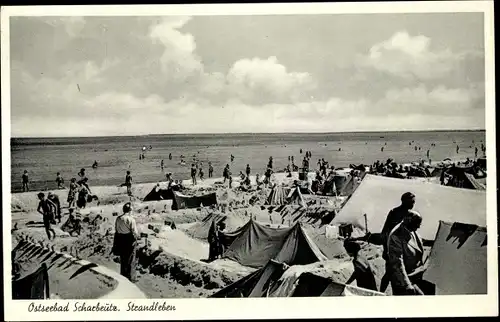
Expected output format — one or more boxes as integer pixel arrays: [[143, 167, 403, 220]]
[[143, 185, 175, 201], [333, 174, 486, 240], [265, 185, 290, 206], [290, 272, 385, 297], [423, 221, 487, 295], [211, 225, 328, 298], [286, 186, 307, 208], [171, 191, 217, 210], [221, 219, 326, 268], [12, 262, 50, 299]]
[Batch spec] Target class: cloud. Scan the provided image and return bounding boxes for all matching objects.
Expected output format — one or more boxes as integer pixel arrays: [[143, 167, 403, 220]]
[[360, 31, 481, 80], [9, 17, 486, 137]]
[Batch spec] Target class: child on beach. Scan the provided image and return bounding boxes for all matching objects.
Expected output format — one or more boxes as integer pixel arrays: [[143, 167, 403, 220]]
[[343, 240, 377, 292], [199, 168, 205, 181], [22, 170, 29, 192], [56, 172, 64, 189]]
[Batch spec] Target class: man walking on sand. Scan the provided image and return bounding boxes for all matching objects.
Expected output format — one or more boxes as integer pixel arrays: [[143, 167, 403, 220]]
[[37, 192, 57, 240], [22, 170, 29, 192], [112, 202, 139, 282], [378, 192, 416, 293], [387, 211, 434, 295]]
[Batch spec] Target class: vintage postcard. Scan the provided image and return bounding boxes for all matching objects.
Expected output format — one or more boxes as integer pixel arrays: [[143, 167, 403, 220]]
[[1, 1, 497, 320]]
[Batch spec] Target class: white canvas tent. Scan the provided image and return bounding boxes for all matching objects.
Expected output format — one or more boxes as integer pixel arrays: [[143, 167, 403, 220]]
[[423, 221, 487, 295], [334, 174, 486, 240]]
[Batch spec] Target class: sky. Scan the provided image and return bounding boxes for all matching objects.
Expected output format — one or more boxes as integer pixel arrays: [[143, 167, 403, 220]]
[[9, 13, 486, 137]]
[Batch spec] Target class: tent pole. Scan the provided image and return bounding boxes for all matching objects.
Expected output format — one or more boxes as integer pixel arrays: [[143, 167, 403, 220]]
[[364, 214, 368, 233]]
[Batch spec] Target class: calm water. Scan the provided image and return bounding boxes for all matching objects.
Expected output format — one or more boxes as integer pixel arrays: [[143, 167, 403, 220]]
[[10, 131, 486, 193]]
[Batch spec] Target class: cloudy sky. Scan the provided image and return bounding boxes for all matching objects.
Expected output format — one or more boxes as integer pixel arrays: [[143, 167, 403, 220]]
[[10, 13, 485, 137]]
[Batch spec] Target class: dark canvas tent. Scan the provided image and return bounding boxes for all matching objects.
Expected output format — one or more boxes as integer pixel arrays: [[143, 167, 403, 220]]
[[143, 186, 174, 201], [12, 263, 50, 299], [211, 223, 328, 297], [445, 166, 486, 190], [423, 221, 487, 295], [171, 191, 217, 210], [291, 272, 385, 297], [221, 219, 326, 268]]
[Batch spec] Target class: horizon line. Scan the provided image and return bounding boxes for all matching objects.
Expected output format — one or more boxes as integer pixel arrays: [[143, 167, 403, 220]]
[[10, 128, 486, 140]]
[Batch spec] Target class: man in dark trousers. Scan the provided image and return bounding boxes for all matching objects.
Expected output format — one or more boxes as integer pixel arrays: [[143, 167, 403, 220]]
[[379, 192, 416, 292], [48, 192, 62, 224], [112, 202, 139, 282], [387, 210, 434, 295], [37, 192, 57, 240]]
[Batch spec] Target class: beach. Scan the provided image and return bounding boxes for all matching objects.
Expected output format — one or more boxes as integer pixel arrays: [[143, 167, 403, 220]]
[[11, 130, 485, 193]]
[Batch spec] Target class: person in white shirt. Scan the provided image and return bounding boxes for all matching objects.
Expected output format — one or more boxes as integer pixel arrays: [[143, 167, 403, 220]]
[[112, 202, 139, 282]]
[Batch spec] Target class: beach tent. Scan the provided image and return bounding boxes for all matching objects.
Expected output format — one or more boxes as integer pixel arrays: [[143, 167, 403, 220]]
[[290, 272, 384, 297], [12, 263, 50, 299], [444, 166, 486, 190], [186, 211, 247, 240], [266, 185, 290, 206], [221, 219, 326, 268], [211, 226, 328, 298], [287, 186, 306, 208], [423, 221, 487, 295], [171, 191, 217, 210], [143, 186, 174, 201], [334, 174, 486, 240]]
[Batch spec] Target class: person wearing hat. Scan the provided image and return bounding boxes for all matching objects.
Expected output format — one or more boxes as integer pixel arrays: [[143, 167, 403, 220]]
[[37, 192, 57, 240], [386, 210, 432, 295], [47, 192, 62, 224], [112, 202, 139, 282]]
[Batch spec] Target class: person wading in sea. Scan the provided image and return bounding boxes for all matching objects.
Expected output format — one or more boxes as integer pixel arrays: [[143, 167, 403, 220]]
[[112, 202, 140, 282]]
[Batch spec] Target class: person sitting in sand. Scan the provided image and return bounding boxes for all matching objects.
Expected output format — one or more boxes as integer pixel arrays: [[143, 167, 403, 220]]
[[343, 240, 377, 292], [55, 172, 64, 189], [37, 192, 57, 240], [47, 192, 62, 224], [239, 171, 246, 181]]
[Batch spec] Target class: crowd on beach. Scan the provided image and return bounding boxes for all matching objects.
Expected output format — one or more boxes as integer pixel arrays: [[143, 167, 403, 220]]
[[19, 138, 487, 292]]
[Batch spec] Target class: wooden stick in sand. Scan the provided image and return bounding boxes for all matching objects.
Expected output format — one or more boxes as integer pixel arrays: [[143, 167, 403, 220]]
[[364, 213, 368, 233]]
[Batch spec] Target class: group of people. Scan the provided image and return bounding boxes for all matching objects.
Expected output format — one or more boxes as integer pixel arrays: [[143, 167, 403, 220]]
[[345, 192, 435, 295]]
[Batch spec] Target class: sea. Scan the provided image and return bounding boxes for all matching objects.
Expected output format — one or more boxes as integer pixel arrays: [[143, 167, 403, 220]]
[[10, 131, 486, 193]]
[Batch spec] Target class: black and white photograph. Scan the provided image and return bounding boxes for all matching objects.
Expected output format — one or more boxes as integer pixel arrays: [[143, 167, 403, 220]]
[[1, 1, 497, 320]]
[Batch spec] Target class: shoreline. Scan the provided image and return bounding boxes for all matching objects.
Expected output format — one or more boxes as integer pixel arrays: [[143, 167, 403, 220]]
[[10, 155, 481, 196]]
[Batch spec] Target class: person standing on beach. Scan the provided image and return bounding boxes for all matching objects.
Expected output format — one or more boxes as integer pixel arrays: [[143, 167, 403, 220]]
[[208, 162, 214, 178], [199, 167, 205, 181], [48, 192, 62, 224], [475, 147, 478, 158], [379, 192, 416, 293], [246, 164, 251, 177], [37, 192, 57, 240], [125, 171, 133, 196], [112, 202, 139, 282], [169, 153, 172, 160], [191, 164, 197, 185], [223, 164, 230, 183], [387, 211, 434, 295], [268, 157, 273, 170], [56, 172, 64, 189], [161, 160, 164, 170], [456, 145, 460, 154], [230, 154, 235, 162], [22, 170, 29, 192], [67, 178, 79, 208]]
